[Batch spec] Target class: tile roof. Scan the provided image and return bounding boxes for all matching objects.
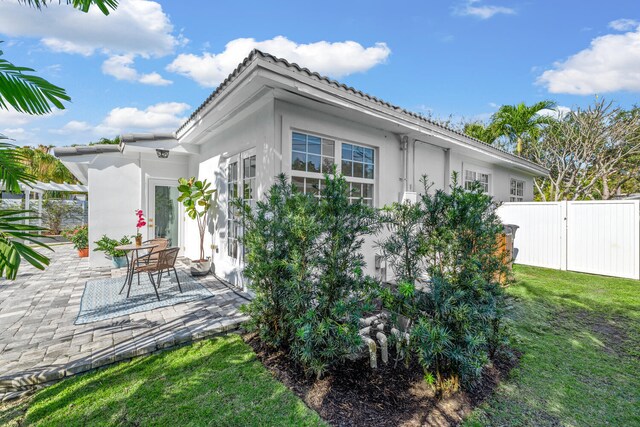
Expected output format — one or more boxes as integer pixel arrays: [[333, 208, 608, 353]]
[[53, 144, 120, 157], [176, 49, 546, 173]]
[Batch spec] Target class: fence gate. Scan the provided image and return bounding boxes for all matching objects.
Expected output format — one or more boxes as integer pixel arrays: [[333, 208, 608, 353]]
[[498, 200, 640, 280]]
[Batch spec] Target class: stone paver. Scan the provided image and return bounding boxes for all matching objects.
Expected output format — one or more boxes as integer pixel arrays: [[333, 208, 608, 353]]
[[0, 244, 250, 400]]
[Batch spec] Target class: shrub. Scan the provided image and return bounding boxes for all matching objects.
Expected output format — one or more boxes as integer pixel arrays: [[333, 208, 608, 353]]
[[62, 225, 88, 250], [379, 175, 509, 394], [240, 174, 320, 348], [241, 173, 379, 378], [42, 199, 83, 235], [291, 173, 379, 378]]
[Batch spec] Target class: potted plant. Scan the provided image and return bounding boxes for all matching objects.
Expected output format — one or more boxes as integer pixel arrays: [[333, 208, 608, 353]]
[[177, 177, 216, 276], [134, 209, 146, 246], [63, 225, 89, 257], [93, 235, 132, 268]]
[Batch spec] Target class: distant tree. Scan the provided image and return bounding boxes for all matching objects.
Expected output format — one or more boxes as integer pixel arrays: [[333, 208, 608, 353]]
[[89, 136, 120, 146], [17, 145, 78, 183], [531, 99, 640, 201], [463, 121, 500, 145], [492, 100, 556, 156]]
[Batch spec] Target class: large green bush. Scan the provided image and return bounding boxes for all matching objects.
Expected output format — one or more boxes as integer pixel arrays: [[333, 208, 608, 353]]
[[379, 175, 509, 394], [241, 173, 379, 377]]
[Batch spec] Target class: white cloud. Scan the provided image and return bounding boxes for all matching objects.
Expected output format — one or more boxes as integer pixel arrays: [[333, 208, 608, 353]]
[[0, 108, 63, 126], [102, 55, 172, 86], [49, 120, 93, 135], [538, 106, 571, 119], [455, 0, 516, 19], [537, 26, 640, 94], [608, 18, 639, 32], [101, 102, 190, 132], [167, 36, 391, 87], [0, 0, 181, 57]]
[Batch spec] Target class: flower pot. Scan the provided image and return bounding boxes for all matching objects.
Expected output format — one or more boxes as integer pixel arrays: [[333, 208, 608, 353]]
[[190, 259, 212, 277], [112, 255, 128, 268], [135, 235, 142, 246], [78, 248, 89, 258]]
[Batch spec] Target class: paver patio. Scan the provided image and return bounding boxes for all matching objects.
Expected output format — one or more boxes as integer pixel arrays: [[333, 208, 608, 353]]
[[0, 244, 250, 401]]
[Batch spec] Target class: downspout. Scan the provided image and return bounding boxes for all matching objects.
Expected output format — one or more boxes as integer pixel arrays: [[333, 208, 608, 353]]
[[399, 135, 409, 198]]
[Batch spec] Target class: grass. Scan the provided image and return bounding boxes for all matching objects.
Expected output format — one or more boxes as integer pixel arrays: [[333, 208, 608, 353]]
[[0, 334, 324, 427], [466, 265, 640, 426], [2, 266, 638, 426]]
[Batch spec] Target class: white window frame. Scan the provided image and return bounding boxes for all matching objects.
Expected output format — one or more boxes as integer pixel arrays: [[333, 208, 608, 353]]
[[289, 129, 376, 206], [225, 148, 256, 263], [509, 177, 525, 202], [463, 165, 492, 194]]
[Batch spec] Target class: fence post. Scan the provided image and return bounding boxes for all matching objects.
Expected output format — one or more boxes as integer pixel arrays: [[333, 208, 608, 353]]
[[560, 201, 568, 271]]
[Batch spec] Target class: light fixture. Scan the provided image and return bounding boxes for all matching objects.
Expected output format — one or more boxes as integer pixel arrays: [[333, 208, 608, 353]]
[[156, 149, 169, 159]]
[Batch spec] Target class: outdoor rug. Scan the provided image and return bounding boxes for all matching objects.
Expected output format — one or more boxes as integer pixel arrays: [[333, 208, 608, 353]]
[[76, 271, 214, 324]]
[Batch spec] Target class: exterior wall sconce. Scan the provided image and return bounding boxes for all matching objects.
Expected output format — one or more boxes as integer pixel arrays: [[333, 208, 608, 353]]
[[156, 149, 169, 159]]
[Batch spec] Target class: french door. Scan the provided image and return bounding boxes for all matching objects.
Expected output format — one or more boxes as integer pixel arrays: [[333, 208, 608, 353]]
[[227, 149, 256, 263], [148, 179, 181, 248]]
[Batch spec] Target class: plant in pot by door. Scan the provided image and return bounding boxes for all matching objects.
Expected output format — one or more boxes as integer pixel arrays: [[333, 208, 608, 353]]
[[134, 209, 146, 245], [177, 177, 216, 276], [63, 225, 88, 257], [93, 235, 132, 268]]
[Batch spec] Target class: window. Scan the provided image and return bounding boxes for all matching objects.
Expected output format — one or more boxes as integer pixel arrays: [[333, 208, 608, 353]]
[[464, 170, 490, 193], [510, 178, 525, 202], [290, 132, 375, 206], [227, 161, 239, 259], [292, 132, 335, 174], [227, 153, 257, 260], [342, 143, 374, 179]]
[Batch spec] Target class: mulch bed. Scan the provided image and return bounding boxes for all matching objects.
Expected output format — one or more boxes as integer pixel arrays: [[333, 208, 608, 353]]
[[244, 333, 519, 427]]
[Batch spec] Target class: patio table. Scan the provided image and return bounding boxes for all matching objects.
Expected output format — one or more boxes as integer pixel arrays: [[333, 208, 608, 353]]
[[115, 242, 159, 297]]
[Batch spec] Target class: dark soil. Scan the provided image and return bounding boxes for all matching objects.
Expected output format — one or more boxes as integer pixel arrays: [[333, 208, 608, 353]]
[[244, 333, 519, 427]]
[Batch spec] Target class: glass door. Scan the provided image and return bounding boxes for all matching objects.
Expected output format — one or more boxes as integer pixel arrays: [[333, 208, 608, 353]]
[[149, 181, 180, 247]]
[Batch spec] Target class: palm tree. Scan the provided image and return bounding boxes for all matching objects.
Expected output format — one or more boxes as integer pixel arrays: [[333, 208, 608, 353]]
[[463, 121, 501, 145], [492, 100, 557, 156], [0, 0, 118, 279]]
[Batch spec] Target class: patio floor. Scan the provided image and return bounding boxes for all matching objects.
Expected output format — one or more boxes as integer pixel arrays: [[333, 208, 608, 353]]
[[0, 244, 250, 401]]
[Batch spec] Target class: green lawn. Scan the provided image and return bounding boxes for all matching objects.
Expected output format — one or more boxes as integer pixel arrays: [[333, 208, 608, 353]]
[[0, 334, 324, 427], [466, 265, 640, 426], [2, 267, 638, 426]]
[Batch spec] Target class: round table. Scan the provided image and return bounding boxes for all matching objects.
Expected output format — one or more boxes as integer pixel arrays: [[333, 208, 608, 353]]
[[115, 242, 159, 297]]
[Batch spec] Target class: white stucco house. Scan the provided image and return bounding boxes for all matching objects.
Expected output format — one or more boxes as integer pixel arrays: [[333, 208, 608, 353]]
[[54, 50, 547, 286]]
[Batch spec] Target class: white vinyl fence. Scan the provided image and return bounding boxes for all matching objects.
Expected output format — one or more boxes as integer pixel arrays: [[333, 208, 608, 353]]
[[498, 201, 640, 280]]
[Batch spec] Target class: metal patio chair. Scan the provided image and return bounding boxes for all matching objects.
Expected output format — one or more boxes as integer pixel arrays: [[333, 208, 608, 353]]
[[131, 247, 182, 300]]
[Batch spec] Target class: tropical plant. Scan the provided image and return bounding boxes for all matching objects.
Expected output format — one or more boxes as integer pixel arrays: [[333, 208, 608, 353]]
[[17, 145, 78, 184], [93, 234, 132, 258], [177, 177, 216, 261], [0, 209, 50, 279], [63, 224, 88, 250], [292, 172, 380, 378], [379, 175, 509, 395], [134, 209, 146, 238], [463, 121, 500, 145], [239, 174, 320, 348], [492, 100, 556, 156]]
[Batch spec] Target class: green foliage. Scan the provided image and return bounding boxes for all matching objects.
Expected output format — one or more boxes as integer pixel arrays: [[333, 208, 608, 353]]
[[241, 173, 379, 377], [0, 140, 35, 192], [0, 209, 51, 279], [379, 175, 509, 394], [18, 0, 118, 15], [240, 174, 320, 348], [17, 145, 78, 184], [463, 121, 501, 145], [62, 224, 88, 250], [177, 177, 216, 261], [491, 100, 556, 156], [41, 199, 83, 234], [93, 234, 132, 258]]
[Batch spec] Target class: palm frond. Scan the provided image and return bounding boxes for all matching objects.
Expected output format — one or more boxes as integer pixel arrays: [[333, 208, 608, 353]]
[[0, 209, 52, 280], [17, 0, 118, 15], [0, 141, 35, 193], [0, 54, 70, 115]]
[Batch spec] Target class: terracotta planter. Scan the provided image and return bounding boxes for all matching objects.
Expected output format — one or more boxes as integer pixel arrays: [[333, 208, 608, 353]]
[[78, 248, 89, 258]]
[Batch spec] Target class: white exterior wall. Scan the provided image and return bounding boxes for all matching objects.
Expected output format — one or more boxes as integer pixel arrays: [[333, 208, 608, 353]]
[[184, 101, 276, 285], [449, 152, 535, 202], [87, 153, 188, 267]]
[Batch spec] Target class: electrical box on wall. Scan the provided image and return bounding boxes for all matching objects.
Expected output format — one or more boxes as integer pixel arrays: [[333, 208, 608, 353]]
[[400, 191, 417, 203]]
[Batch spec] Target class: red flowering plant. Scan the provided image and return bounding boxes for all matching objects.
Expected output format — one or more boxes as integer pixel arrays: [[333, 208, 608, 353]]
[[135, 209, 146, 238]]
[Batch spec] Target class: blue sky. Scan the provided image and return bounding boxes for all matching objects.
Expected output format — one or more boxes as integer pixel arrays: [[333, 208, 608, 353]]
[[0, 0, 638, 146]]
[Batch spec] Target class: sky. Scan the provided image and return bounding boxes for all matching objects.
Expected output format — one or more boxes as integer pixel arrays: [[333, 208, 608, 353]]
[[0, 0, 638, 147]]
